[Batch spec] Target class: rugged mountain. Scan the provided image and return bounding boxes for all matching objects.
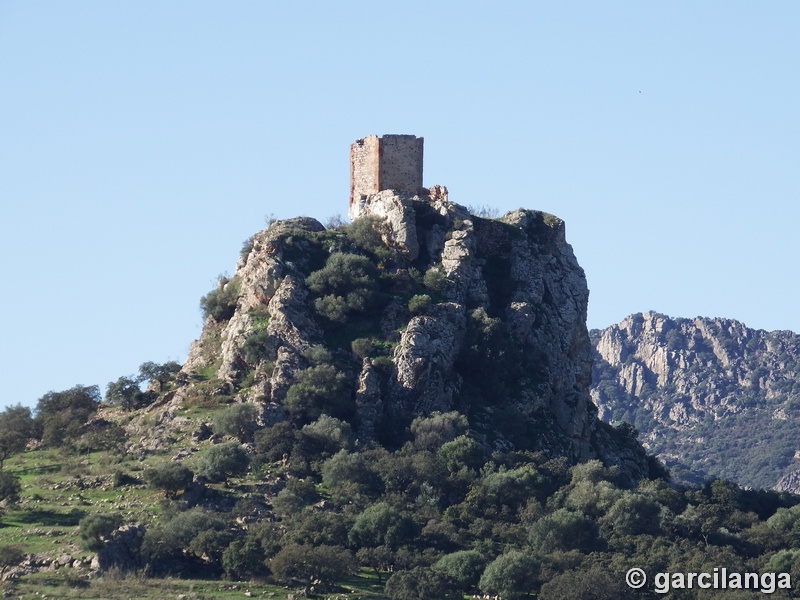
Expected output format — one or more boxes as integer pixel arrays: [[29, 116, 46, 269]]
[[591, 312, 800, 490], [129, 188, 650, 480]]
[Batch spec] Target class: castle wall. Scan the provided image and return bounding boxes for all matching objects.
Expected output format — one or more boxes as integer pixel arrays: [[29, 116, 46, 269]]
[[378, 135, 423, 196], [350, 135, 380, 204], [350, 134, 423, 210]]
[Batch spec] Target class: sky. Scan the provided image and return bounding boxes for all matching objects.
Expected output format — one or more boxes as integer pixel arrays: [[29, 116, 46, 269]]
[[2, 2, 799, 410]]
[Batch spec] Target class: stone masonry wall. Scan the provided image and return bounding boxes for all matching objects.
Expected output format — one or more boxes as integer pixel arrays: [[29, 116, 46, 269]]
[[378, 135, 423, 196], [350, 134, 423, 211], [350, 135, 380, 205]]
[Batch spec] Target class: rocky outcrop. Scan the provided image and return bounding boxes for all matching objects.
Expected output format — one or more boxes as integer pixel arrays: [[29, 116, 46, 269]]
[[591, 312, 800, 489], [140, 190, 649, 480]]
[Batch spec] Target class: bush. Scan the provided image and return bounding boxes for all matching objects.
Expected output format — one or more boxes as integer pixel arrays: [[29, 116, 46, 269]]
[[408, 294, 432, 315], [284, 364, 351, 423], [213, 403, 258, 442], [145, 462, 194, 498], [345, 215, 391, 261], [253, 422, 297, 465], [0, 472, 20, 505], [422, 266, 448, 293], [200, 276, 241, 321], [306, 253, 379, 323], [195, 442, 249, 482], [79, 513, 123, 551]]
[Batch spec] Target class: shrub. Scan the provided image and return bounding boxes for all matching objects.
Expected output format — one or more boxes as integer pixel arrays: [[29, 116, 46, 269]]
[[79, 513, 123, 551], [195, 442, 249, 482], [200, 276, 241, 321], [410, 411, 468, 451], [284, 364, 351, 423], [422, 266, 448, 293], [222, 536, 267, 580], [408, 294, 432, 315], [145, 462, 194, 498], [0, 472, 21, 505], [253, 422, 297, 464], [306, 253, 379, 323], [213, 403, 258, 442], [0, 545, 24, 577], [345, 215, 391, 260]]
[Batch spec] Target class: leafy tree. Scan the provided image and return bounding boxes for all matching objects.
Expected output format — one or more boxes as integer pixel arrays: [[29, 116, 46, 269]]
[[145, 461, 194, 498], [348, 502, 414, 549], [195, 442, 249, 483], [34, 384, 100, 447], [79, 513, 122, 551], [0, 405, 33, 472], [271, 478, 320, 517], [270, 544, 357, 591], [321, 450, 381, 504], [539, 566, 637, 600], [142, 510, 226, 567], [437, 435, 485, 472], [478, 550, 539, 600], [298, 414, 354, 460], [0, 472, 21, 505], [408, 294, 432, 315], [222, 536, 267, 580], [431, 549, 487, 591], [213, 403, 258, 442], [137, 360, 181, 390], [105, 375, 153, 411], [384, 567, 461, 600], [253, 421, 297, 464], [422, 266, 448, 293], [528, 508, 598, 553], [306, 253, 379, 323]]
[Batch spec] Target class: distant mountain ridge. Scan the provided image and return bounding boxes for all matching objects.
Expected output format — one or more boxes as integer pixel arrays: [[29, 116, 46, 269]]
[[590, 312, 800, 490]]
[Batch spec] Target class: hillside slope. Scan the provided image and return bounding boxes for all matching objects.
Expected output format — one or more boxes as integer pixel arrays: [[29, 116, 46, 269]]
[[591, 312, 800, 490]]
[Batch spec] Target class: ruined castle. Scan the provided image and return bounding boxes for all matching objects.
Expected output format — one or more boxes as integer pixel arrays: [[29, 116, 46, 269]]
[[349, 134, 424, 220]]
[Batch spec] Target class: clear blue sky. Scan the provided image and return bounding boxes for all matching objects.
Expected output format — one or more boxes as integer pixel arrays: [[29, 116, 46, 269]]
[[2, 2, 799, 410]]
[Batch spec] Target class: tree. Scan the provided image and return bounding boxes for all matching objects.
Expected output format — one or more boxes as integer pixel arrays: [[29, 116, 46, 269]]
[[348, 502, 414, 549], [145, 461, 194, 498], [213, 403, 258, 442], [478, 550, 539, 600], [528, 508, 597, 553], [0, 472, 21, 505], [270, 544, 357, 591], [79, 513, 123, 551], [0, 405, 33, 472], [34, 384, 100, 447], [431, 549, 487, 591], [195, 442, 249, 483], [384, 567, 461, 600]]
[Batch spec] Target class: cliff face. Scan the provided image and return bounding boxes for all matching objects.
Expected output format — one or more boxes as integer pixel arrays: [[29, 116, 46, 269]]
[[591, 312, 800, 490], [133, 190, 649, 480]]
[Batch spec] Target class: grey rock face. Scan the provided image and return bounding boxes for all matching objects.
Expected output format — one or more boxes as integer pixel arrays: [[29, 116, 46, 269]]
[[153, 195, 648, 479], [592, 311, 800, 489]]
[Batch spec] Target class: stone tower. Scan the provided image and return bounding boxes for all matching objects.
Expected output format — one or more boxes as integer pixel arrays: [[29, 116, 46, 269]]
[[350, 134, 424, 215]]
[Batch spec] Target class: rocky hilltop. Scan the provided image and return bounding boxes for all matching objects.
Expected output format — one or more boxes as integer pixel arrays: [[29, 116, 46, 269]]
[[131, 188, 649, 480], [591, 312, 800, 490]]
